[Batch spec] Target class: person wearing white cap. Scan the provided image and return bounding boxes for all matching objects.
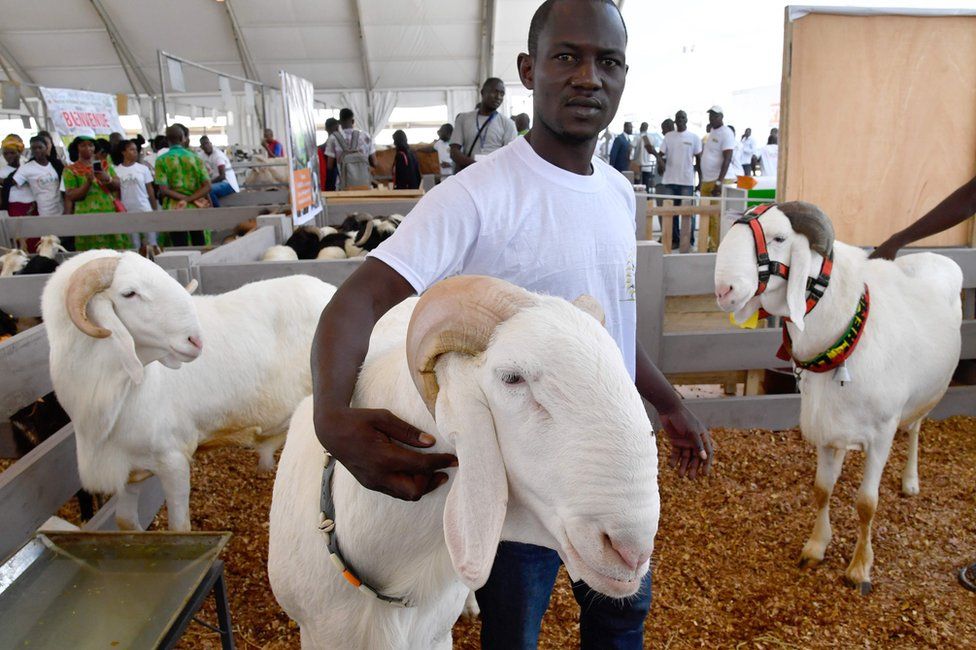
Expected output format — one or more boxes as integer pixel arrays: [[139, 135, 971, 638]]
[[700, 105, 734, 250]]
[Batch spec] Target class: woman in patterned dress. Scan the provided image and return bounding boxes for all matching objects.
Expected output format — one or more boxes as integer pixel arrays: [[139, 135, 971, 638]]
[[61, 136, 130, 250]]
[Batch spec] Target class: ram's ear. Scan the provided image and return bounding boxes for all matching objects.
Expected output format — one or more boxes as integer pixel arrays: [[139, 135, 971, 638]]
[[88, 296, 145, 384], [786, 236, 813, 330], [435, 357, 507, 590]]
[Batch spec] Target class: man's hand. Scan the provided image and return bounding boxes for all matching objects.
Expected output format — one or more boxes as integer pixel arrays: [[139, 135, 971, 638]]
[[315, 406, 458, 501], [709, 183, 722, 197], [869, 236, 903, 261], [659, 404, 714, 479]]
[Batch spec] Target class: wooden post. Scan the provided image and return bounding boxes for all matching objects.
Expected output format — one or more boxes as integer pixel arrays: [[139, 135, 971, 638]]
[[636, 241, 665, 365]]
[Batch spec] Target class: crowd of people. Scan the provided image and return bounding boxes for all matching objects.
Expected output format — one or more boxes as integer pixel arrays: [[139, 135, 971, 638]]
[[0, 123, 244, 253]]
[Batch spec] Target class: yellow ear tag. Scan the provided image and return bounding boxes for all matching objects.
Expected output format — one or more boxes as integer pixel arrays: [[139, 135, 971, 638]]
[[729, 310, 760, 329]]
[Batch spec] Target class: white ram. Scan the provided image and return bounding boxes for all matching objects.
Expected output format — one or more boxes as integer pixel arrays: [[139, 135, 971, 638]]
[[42, 250, 336, 531], [714, 201, 962, 593], [268, 275, 659, 648]]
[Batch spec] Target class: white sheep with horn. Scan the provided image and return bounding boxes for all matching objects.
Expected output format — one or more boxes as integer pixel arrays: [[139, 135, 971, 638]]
[[268, 275, 659, 649], [714, 201, 962, 593], [41, 250, 336, 531]]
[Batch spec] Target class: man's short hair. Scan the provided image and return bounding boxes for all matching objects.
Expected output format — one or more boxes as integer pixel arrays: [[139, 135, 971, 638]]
[[325, 117, 339, 128], [481, 77, 504, 91], [527, 0, 627, 56], [339, 108, 354, 121], [440, 123, 454, 134]]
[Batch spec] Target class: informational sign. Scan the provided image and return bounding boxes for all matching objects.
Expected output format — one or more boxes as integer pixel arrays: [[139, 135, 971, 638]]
[[279, 71, 322, 225], [39, 87, 126, 147]]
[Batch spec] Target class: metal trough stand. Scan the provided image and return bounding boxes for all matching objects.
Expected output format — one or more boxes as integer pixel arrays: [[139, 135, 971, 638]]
[[0, 532, 235, 649]]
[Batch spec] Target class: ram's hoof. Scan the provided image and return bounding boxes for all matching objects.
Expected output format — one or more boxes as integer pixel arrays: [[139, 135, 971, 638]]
[[797, 555, 820, 569], [843, 575, 872, 595]]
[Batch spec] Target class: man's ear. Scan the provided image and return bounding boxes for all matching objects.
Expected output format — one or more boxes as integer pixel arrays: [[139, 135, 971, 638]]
[[517, 52, 534, 90]]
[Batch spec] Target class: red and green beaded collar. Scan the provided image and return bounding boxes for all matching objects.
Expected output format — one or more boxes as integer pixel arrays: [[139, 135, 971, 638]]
[[776, 286, 871, 373]]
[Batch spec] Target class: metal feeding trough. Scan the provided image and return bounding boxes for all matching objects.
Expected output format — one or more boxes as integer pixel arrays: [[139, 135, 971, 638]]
[[0, 532, 231, 649]]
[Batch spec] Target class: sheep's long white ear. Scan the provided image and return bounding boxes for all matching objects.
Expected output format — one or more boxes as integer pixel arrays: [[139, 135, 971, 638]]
[[436, 360, 507, 590], [786, 236, 813, 330], [88, 297, 145, 384]]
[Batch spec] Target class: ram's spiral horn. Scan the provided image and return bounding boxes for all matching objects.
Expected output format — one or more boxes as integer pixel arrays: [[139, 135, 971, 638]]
[[65, 256, 120, 338], [777, 201, 835, 257]]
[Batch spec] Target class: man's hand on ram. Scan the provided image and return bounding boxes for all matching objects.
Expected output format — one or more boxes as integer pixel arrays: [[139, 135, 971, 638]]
[[659, 405, 714, 479], [318, 406, 458, 501]]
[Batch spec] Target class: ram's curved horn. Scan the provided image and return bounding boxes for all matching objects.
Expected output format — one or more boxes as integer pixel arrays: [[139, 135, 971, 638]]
[[354, 219, 375, 247], [65, 256, 120, 338], [184, 279, 199, 294], [406, 276, 536, 414], [777, 201, 835, 257]]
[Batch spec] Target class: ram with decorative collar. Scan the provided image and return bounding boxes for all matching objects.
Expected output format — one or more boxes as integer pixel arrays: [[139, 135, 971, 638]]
[[268, 276, 660, 649], [714, 201, 962, 594]]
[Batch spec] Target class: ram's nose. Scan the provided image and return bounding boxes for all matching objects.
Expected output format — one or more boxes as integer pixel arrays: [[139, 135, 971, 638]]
[[716, 285, 734, 301], [608, 536, 652, 572], [188, 335, 203, 352]]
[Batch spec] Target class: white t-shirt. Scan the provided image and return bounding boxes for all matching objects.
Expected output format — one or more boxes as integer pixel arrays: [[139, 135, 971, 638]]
[[12, 161, 62, 215], [758, 144, 779, 176], [659, 130, 702, 187], [739, 136, 757, 165], [116, 162, 155, 213], [433, 139, 453, 176], [200, 148, 239, 192], [1, 166, 34, 204], [369, 136, 638, 378], [636, 132, 659, 172], [450, 110, 517, 158], [726, 142, 744, 180], [700, 125, 736, 182], [325, 128, 375, 158]]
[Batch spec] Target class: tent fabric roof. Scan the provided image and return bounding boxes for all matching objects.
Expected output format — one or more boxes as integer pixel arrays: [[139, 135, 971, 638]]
[[0, 0, 537, 97]]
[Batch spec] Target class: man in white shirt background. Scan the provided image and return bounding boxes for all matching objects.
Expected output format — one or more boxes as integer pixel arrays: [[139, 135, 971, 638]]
[[758, 130, 779, 178], [699, 105, 735, 250], [659, 109, 702, 250], [419, 123, 455, 179], [450, 78, 517, 171], [738, 127, 757, 176], [199, 135, 239, 207], [310, 1, 712, 647], [636, 121, 662, 189]]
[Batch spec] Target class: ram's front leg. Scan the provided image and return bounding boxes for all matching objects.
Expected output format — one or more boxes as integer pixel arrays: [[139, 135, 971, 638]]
[[115, 471, 153, 531], [799, 445, 846, 568], [157, 452, 193, 532], [845, 434, 893, 595]]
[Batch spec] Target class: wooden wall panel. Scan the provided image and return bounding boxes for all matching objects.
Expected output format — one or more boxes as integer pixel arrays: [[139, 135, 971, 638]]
[[780, 13, 976, 246]]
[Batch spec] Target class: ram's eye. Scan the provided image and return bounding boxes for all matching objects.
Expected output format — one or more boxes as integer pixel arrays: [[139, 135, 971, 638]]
[[501, 372, 524, 385], [121, 290, 137, 298], [772, 235, 787, 244]]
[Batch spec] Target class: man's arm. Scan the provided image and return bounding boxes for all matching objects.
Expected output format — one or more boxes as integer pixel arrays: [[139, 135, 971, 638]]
[[711, 149, 733, 196], [213, 164, 227, 184], [312, 258, 457, 500], [450, 143, 476, 171], [871, 175, 976, 260], [185, 179, 212, 204], [635, 340, 712, 478]]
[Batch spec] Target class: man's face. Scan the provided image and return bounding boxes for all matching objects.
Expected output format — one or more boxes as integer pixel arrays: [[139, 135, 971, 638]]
[[639, 122, 648, 133], [744, 128, 751, 138], [264, 129, 273, 141], [518, 1, 628, 143], [437, 125, 451, 141], [662, 120, 674, 135], [200, 138, 213, 155], [623, 122, 633, 134], [708, 111, 722, 129], [481, 80, 506, 113], [675, 112, 687, 131]]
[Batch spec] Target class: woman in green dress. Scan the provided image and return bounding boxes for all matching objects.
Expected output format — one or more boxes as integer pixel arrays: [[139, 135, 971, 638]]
[[61, 136, 130, 250]]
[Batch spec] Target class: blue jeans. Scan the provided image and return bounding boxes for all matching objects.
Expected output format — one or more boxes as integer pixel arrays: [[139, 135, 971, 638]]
[[209, 181, 237, 207], [659, 183, 695, 247], [476, 542, 653, 650]]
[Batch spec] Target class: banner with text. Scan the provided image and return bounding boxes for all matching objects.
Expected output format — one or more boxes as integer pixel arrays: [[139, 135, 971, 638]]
[[40, 87, 126, 148], [280, 71, 321, 226]]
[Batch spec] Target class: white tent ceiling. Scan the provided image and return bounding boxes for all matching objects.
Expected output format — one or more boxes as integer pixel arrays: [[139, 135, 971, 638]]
[[0, 0, 539, 99]]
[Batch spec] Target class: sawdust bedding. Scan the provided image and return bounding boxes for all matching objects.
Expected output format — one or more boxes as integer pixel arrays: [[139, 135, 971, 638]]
[[7, 417, 974, 648]]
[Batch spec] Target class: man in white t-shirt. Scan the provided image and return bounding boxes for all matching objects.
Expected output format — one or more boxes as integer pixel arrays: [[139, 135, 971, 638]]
[[738, 127, 757, 175], [420, 123, 455, 178], [450, 78, 517, 171], [199, 136, 239, 207], [635, 121, 662, 189], [659, 110, 702, 249], [310, 2, 712, 647], [14, 136, 63, 217], [700, 106, 735, 251], [758, 131, 779, 177]]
